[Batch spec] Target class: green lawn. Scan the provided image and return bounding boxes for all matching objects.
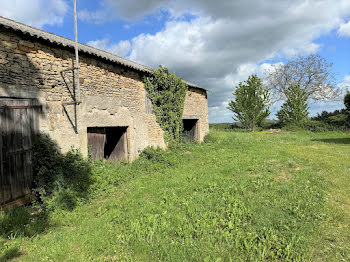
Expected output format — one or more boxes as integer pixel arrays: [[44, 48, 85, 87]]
[[1, 130, 350, 261]]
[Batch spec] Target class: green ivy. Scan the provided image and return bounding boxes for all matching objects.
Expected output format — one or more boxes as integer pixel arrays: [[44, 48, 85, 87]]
[[143, 66, 188, 143]]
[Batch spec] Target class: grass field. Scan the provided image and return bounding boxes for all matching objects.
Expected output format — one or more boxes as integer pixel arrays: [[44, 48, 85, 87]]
[[1, 130, 350, 261]]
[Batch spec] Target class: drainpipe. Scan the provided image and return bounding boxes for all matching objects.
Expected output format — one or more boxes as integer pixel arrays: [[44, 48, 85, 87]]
[[74, 0, 81, 103]]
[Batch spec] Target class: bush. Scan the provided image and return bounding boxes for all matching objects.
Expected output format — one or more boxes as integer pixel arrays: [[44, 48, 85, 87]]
[[209, 123, 243, 130], [139, 146, 176, 168], [304, 120, 346, 132], [139, 147, 167, 163], [32, 134, 93, 211]]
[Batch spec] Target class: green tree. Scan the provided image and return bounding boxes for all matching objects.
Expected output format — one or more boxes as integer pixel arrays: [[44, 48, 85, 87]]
[[228, 75, 270, 131], [344, 92, 350, 111], [143, 66, 187, 143], [277, 85, 309, 127], [344, 92, 350, 127]]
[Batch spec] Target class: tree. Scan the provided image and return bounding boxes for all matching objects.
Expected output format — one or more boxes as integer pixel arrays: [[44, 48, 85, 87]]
[[266, 54, 338, 103], [344, 92, 350, 111], [344, 92, 350, 127], [228, 75, 270, 131], [277, 85, 309, 127]]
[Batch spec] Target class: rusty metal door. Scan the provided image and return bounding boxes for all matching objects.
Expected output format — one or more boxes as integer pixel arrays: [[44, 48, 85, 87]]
[[0, 98, 40, 206]]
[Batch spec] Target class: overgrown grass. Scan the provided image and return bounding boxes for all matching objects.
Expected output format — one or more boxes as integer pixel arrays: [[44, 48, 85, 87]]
[[1, 130, 349, 261]]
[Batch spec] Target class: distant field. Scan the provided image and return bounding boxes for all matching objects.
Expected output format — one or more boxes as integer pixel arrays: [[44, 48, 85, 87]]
[[1, 130, 350, 261]]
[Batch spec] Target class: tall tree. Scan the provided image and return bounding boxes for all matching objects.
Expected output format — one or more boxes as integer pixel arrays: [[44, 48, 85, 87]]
[[228, 75, 270, 131], [266, 54, 338, 103], [277, 85, 309, 127], [344, 92, 350, 127]]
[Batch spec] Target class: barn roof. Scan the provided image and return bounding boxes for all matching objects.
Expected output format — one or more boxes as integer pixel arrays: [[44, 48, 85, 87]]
[[0, 16, 206, 92]]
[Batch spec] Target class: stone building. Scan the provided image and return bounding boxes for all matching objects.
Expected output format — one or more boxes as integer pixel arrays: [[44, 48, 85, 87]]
[[0, 16, 209, 164]]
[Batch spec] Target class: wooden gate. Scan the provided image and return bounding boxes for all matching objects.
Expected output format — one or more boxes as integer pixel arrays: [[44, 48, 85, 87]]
[[0, 98, 40, 207], [87, 127, 128, 162]]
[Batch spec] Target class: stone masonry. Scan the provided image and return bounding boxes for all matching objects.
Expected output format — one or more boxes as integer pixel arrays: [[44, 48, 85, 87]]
[[0, 18, 209, 161]]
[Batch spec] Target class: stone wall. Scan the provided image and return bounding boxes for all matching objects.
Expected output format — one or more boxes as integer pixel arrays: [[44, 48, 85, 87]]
[[0, 28, 208, 160], [183, 87, 209, 141]]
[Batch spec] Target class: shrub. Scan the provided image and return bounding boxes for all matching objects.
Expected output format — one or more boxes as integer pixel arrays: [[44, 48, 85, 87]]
[[32, 134, 93, 211], [138, 146, 177, 168], [139, 147, 167, 163], [304, 120, 345, 132]]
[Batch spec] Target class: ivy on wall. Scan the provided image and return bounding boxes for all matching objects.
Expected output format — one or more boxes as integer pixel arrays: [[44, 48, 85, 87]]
[[143, 66, 188, 143]]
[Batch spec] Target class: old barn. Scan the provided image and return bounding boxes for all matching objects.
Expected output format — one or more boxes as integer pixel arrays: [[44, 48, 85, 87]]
[[0, 16, 209, 207]]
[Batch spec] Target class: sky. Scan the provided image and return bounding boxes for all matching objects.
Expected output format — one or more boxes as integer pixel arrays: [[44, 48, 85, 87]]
[[1, 0, 350, 123]]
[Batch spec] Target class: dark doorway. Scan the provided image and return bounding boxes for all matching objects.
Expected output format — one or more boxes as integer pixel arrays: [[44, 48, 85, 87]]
[[183, 119, 198, 142], [87, 127, 128, 162]]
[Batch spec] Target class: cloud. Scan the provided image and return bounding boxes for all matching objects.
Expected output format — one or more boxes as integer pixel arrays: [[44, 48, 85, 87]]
[[307, 75, 350, 116], [338, 75, 350, 95], [338, 21, 350, 37], [82, 0, 350, 122], [78, 9, 108, 24], [87, 39, 131, 57], [78, 0, 169, 23], [0, 0, 68, 28]]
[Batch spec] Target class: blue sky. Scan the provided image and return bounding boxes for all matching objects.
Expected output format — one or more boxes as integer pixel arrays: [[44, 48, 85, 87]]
[[1, 0, 350, 123]]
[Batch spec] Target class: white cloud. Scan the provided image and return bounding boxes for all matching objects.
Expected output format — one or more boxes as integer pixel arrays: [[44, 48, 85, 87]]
[[78, 9, 107, 24], [338, 21, 350, 37], [0, 0, 68, 28], [78, 0, 169, 23], [338, 75, 350, 95], [87, 39, 131, 57], [81, 0, 350, 122], [307, 75, 350, 117]]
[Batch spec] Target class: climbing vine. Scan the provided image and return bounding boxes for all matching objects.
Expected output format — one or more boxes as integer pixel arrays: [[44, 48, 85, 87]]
[[143, 66, 188, 143]]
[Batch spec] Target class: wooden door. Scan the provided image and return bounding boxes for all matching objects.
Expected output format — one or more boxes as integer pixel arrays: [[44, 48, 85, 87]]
[[108, 129, 127, 162], [0, 98, 40, 206], [87, 127, 106, 160], [87, 127, 128, 162]]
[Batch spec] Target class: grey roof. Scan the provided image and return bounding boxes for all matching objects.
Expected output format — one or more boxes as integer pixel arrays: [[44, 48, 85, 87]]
[[0, 16, 206, 92]]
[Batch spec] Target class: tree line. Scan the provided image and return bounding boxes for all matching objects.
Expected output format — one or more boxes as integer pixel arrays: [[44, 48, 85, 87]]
[[228, 54, 350, 131]]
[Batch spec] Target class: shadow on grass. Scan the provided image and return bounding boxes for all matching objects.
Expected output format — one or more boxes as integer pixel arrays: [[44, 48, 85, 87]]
[[0, 247, 22, 262], [312, 138, 350, 145], [0, 206, 49, 261], [0, 206, 49, 239], [32, 134, 93, 211]]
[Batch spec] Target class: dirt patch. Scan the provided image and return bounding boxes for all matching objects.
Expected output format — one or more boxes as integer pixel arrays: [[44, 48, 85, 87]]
[[310, 145, 320, 149], [269, 129, 282, 134], [276, 171, 291, 181]]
